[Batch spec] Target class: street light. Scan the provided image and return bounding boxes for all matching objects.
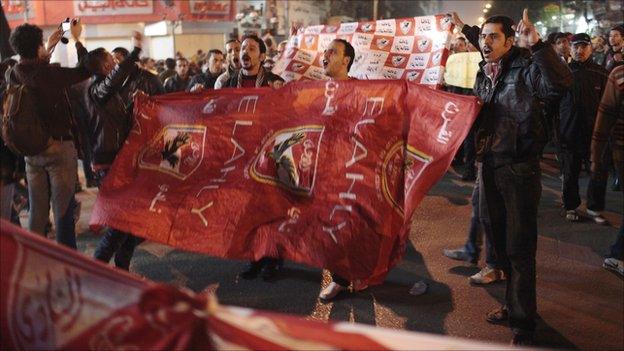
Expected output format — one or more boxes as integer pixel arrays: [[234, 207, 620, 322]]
[[483, 8, 489, 13], [478, 16, 485, 23], [485, 3, 492, 9]]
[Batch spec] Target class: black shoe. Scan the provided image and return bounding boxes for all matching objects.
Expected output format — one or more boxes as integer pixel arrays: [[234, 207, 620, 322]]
[[239, 261, 262, 279], [511, 331, 534, 346], [486, 306, 509, 325], [260, 261, 278, 281]]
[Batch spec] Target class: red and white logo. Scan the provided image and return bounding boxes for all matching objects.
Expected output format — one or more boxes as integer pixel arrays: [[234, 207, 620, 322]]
[[138, 125, 206, 180], [250, 125, 325, 196]]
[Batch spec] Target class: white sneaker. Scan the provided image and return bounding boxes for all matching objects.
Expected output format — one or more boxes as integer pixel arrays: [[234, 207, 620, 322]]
[[603, 257, 624, 276], [319, 282, 346, 301], [586, 209, 607, 225], [469, 266, 505, 285]]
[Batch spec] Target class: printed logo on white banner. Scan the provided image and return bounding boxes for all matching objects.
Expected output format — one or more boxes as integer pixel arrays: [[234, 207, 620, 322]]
[[398, 19, 414, 35]]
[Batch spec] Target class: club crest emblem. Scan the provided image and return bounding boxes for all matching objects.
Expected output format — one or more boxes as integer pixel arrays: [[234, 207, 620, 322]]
[[290, 62, 307, 72], [304, 36, 315, 48], [431, 51, 442, 65], [417, 39, 430, 52], [399, 20, 412, 35], [406, 71, 421, 82], [138, 125, 206, 180], [361, 23, 374, 32], [391, 55, 406, 67], [250, 126, 325, 195], [376, 37, 390, 49], [439, 16, 452, 31], [381, 142, 432, 216]]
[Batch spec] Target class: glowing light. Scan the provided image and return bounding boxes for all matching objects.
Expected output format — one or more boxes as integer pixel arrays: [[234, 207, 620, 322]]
[[552, 15, 558, 20], [483, 8, 489, 13], [485, 3, 492, 9], [478, 16, 485, 23]]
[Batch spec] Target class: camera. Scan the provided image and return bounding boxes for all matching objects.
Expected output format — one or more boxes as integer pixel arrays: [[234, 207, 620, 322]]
[[61, 18, 71, 31]]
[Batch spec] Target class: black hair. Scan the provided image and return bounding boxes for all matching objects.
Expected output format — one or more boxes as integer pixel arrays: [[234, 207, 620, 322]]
[[225, 38, 240, 46], [85, 48, 108, 74], [207, 49, 223, 61], [165, 58, 176, 70], [112, 47, 130, 58], [612, 25, 624, 37], [334, 39, 355, 72], [9, 23, 43, 59], [241, 34, 267, 54], [176, 57, 188, 64], [482, 15, 516, 39]]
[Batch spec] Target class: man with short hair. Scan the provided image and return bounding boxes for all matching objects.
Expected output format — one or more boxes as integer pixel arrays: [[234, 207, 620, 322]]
[[163, 57, 190, 93], [473, 11, 572, 345], [214, 39, 241, 89], [606, 25, 623, 71], [220, 35, 281, 88], [553, 32, 571, 63], [84, 31, 145, 270], [159, 58, 176, 83], [111, 46, 164, 103], [9, 21, 91, 248], [317, 39, 358, 302], [219, 35, 282, 280], [188, 49, 225, 91], [558, 33, 609, 224]]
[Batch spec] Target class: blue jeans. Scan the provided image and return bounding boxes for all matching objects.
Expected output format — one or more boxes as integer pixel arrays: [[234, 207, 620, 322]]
[[464, 169, 497, 267], [25, 141, 78, 249]]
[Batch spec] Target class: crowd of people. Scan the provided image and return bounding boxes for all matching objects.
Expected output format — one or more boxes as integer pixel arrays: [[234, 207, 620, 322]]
[[0, 10, 622, 346]]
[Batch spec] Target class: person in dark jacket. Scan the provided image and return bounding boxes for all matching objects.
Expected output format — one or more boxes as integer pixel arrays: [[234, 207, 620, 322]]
[[187, 49, 224, 92], [557, 33, 609, 223], [163, 57, 191, 93], [111, 46, 164, 104], [158, 57, 176, 83], [218, 35, 282, 89], [591, 65, 624, 276], [472, 11, 572, 345], [84, 31, 144, 270], [0, 58, 19, 222], [606, 25, 623, 72], [9, 22, 91, 248]]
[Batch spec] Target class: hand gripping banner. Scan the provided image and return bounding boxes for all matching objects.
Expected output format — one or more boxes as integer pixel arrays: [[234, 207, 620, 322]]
[[90, 80, 481, 285], [1, 220, 504, 350], [272, 15, 454, 86]]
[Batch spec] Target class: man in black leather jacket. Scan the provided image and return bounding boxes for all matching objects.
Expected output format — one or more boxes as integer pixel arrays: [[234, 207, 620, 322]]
[[84, 31, 144, 270], [111, 46, 164, 105], [163, 57, 191, 93], [557, 33, 609, 224], [472, 11, 572, 345]]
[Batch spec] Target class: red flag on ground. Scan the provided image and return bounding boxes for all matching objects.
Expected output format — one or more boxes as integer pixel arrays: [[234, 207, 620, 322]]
[[90, 80, 481, 285], [1, 220, 505, 350]]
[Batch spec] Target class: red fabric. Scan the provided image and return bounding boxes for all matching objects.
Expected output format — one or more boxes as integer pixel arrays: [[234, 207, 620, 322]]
[[1, 220, 499, 350], [90, 80, 481, 285]]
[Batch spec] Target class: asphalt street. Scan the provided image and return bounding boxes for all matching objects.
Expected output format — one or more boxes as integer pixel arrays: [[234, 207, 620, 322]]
[[37, 152, 623, 349]]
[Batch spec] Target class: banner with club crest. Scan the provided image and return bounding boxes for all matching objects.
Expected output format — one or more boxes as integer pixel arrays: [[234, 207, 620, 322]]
[[272, 15, 454, 86], [89, 80, 481, 285]]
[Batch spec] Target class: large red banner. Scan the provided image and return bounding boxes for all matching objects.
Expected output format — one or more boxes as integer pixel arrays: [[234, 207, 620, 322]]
[[1, 220, 503, 350], [90, 80, 481, 285]]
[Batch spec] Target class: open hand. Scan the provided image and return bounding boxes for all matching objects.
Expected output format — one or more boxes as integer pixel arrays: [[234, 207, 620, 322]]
[[515, 9, 540, 48], [46, 28, 64, 52], [70, 18, 82, 41], [450, 12, 465, 29], [132, 31, 143, 48]]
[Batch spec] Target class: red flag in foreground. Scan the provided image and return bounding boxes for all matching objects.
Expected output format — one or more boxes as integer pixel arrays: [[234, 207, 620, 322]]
[[1, 220, 504, 350], [90, 80, 481, 285]]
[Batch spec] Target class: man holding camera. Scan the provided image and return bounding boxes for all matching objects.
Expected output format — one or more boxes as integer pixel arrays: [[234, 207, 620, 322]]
[[8, 20, 90, 248]]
